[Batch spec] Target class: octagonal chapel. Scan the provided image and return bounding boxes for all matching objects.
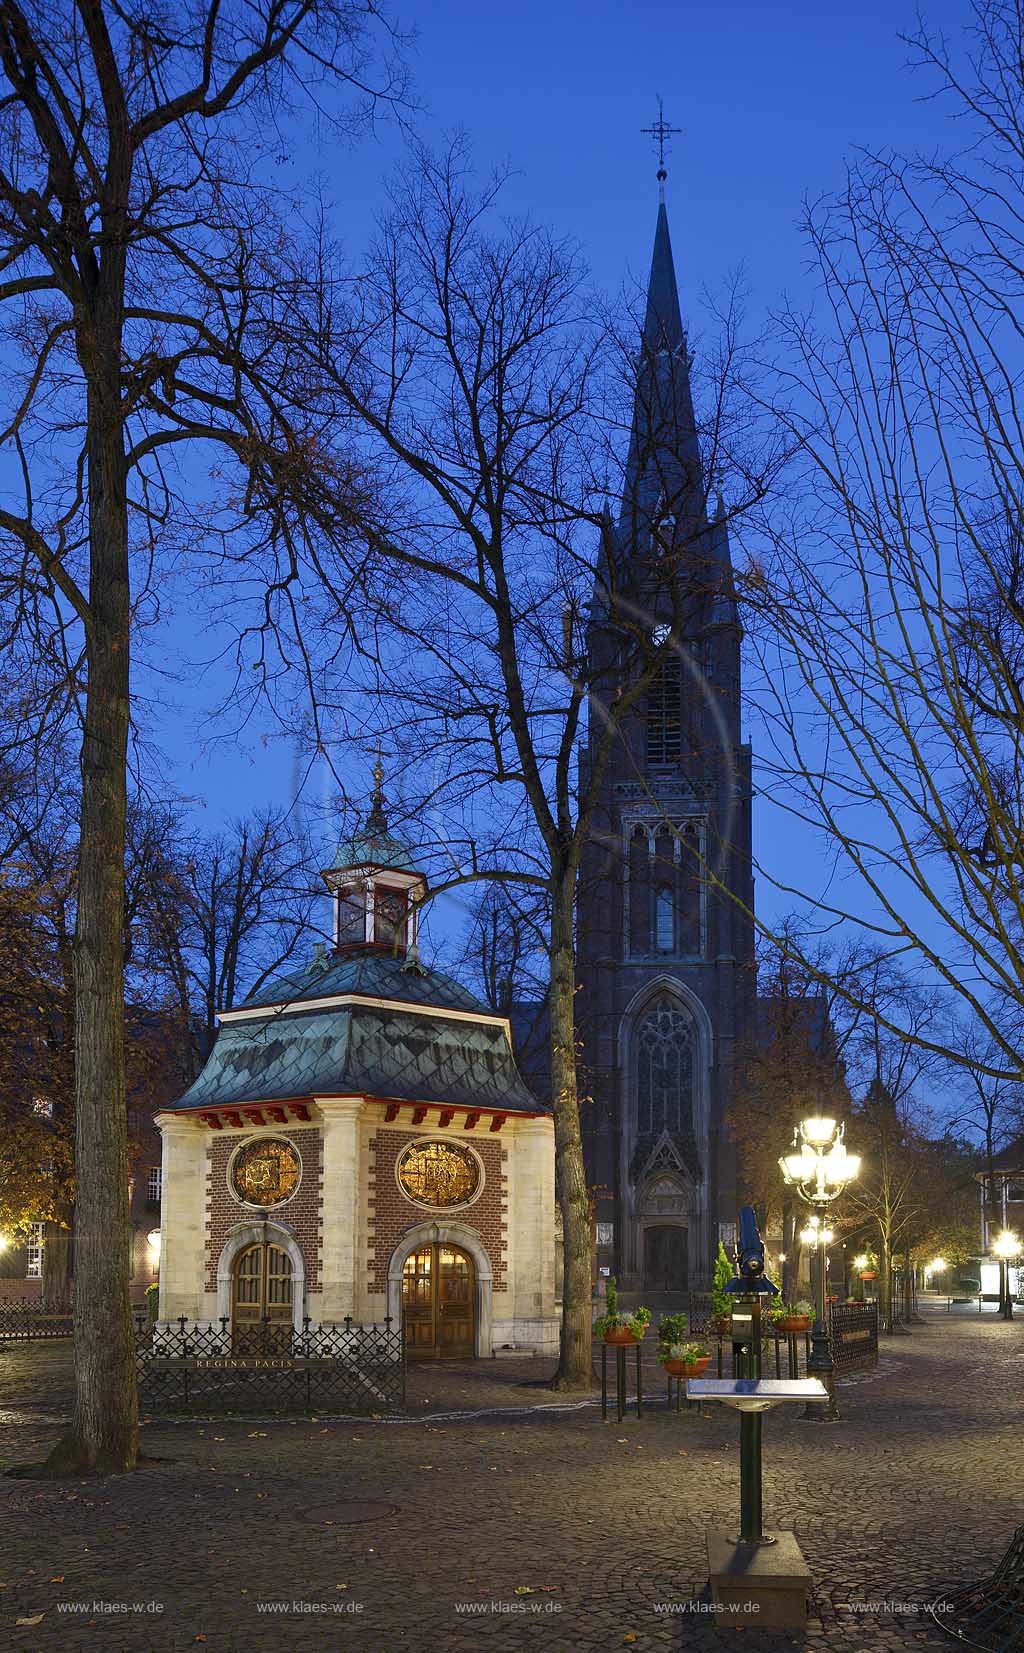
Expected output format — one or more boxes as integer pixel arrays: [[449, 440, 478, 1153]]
[[155, 776, 557, 1359]]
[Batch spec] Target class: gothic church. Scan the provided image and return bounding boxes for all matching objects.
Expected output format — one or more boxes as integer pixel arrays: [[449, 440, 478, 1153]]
[[576, 192, 755, 1293]]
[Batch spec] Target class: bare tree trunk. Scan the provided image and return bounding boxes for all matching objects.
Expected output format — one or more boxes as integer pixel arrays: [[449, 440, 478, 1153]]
[[549, 882, 593, 1390], [49, 363, 137, 1474], [879, 1234, 893, 1334]]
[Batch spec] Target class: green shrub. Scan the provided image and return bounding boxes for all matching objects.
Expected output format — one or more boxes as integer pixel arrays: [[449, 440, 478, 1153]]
[[712, 1240, 733, 1319], [657, 1312, 688, 1347]]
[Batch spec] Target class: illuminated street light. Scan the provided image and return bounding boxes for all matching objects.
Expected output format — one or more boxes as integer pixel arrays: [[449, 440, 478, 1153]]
[[779, 1116, 861, 1422], [992, 1229, 1020, 1320]]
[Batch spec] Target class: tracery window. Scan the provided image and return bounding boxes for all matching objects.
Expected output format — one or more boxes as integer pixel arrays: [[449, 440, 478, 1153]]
[[636, 1001, 694, 1140]]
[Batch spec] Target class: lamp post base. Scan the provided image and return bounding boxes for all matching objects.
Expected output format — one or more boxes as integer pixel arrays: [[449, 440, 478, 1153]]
[[804, 1316, 839, 1422]]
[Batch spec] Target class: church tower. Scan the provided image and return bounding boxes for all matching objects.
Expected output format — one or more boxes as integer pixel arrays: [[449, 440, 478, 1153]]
[[576, 186, 755, 1294]]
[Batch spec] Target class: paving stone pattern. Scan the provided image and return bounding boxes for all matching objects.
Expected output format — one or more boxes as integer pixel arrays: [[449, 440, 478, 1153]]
[[0, 1310, 1018, 1652]]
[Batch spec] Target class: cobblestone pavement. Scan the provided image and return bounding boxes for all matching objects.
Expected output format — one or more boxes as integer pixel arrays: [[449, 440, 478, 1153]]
[[0, 1310, 1018, 1652]]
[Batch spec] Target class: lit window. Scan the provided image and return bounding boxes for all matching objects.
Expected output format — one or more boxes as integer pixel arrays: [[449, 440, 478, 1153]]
[[147, 1167, 162, 1203], [25, 1222, 44, 1278]]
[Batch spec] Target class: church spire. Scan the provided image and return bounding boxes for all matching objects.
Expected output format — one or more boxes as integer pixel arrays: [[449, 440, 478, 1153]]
[[619, 193, 705, 546]]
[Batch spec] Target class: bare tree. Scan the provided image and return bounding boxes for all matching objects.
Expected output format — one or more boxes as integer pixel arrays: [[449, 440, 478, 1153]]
[[739, 1, 1024, 1085], [301, 145, 778, 1385], [129, 803, 321, 1052], [0, 0, 403, 1473]]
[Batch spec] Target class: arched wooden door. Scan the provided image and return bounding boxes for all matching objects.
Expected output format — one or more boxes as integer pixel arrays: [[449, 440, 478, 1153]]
[[232, 1242, 293, 1350], [402, 1244, 475, 1359]]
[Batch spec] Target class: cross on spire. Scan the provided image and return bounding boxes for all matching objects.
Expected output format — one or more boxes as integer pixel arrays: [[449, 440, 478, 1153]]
[[641, 97, 681, 186]]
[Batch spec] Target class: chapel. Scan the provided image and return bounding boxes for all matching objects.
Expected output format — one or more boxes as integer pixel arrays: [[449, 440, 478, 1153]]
[[155, 768, 558, 1359]]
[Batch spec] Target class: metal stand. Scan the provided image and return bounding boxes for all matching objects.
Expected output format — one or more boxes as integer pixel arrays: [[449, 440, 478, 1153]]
[[805, 1235, 839, 1421], [730, 1292, 773, 1546], [601, 1341, 642, 1422]]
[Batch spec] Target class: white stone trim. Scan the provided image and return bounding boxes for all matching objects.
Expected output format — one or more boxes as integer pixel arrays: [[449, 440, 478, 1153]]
[[215, 1219, 306, 1334], [217, 992, 514, 1045], [386, 1221, 494, 1358]]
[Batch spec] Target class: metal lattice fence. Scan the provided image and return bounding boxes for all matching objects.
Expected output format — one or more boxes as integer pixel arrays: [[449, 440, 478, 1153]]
[[0, 1299, 73, 1342], [829, 1302, 878, 1372], [134, 1315, 405, 1414]]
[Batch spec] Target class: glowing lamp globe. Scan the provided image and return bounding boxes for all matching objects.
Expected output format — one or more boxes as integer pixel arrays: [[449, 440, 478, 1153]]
[[801, 1116, 838, 1146]]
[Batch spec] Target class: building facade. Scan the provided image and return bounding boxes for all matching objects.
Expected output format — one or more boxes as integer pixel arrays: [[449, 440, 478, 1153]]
[[576, 196, 755, 1293], [157, 779, 558, 1359]]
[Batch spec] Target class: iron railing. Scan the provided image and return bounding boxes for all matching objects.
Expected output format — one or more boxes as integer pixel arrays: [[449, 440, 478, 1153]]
[[134, 1314, 405, 1413], [0, 1299, 73, 1342]]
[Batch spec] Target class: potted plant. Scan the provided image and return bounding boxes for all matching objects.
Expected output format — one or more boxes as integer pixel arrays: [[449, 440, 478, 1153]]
[[660, 1339, 711, 1378], [765, 1295, 788, 1335], [656, 1312, 688, 1348], [711, 1240, 733, 1334], [778, 1299, 814, 1334], [593, 1277, 650, 1346]]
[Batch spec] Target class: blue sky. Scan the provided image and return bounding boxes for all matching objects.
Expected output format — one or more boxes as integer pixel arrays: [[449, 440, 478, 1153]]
[[153, 0, 973, 989]]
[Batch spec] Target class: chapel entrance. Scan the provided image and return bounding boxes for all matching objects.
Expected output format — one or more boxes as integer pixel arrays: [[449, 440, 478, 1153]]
[[402, 1243, 476, 1359], [643, 1225, 688, 1292], [231, 1242, 293, 1350]]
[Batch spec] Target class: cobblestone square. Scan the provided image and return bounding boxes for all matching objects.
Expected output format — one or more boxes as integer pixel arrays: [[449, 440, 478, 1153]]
[[0, 1310, 1016, 1652]]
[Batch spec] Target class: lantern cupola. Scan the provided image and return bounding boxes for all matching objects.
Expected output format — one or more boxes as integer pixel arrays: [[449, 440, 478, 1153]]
[[321, 760, 426, 956]]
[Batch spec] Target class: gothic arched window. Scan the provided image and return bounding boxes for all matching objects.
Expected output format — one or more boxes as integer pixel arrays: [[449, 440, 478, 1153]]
[[655, 885, 674, 953], [636, 1000, 694, 1139], [628, 827, 650, 954]]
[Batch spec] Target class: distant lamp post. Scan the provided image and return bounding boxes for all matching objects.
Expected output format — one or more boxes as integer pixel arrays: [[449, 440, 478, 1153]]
[[147, 1228, 161, 1269], [992, 1229, 1019, 1321], [779, 1116, 861, 1422]]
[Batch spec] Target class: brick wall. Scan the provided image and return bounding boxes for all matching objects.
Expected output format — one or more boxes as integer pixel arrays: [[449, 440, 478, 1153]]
[[204, 1128, 323, 1292], [367, 1128, 508, 1293]]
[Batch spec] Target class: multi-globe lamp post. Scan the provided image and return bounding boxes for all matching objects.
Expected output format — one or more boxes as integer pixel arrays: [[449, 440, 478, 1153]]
[[779, 1116, 861, 1422]]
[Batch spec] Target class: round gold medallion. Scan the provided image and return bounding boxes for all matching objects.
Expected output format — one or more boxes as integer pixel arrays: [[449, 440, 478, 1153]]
[[231, 1137, 301, 1207], [397, 1140, 480, 1209]]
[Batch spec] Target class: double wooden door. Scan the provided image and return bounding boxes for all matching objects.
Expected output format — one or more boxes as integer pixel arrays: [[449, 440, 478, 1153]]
[[232, 1242, 293, 1349], [402, 1244, 475, 1359]]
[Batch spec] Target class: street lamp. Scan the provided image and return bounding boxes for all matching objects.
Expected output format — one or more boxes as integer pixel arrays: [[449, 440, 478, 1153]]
[[992, 1229, 1019, 1321], [779, 1116, 861, 1422]]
